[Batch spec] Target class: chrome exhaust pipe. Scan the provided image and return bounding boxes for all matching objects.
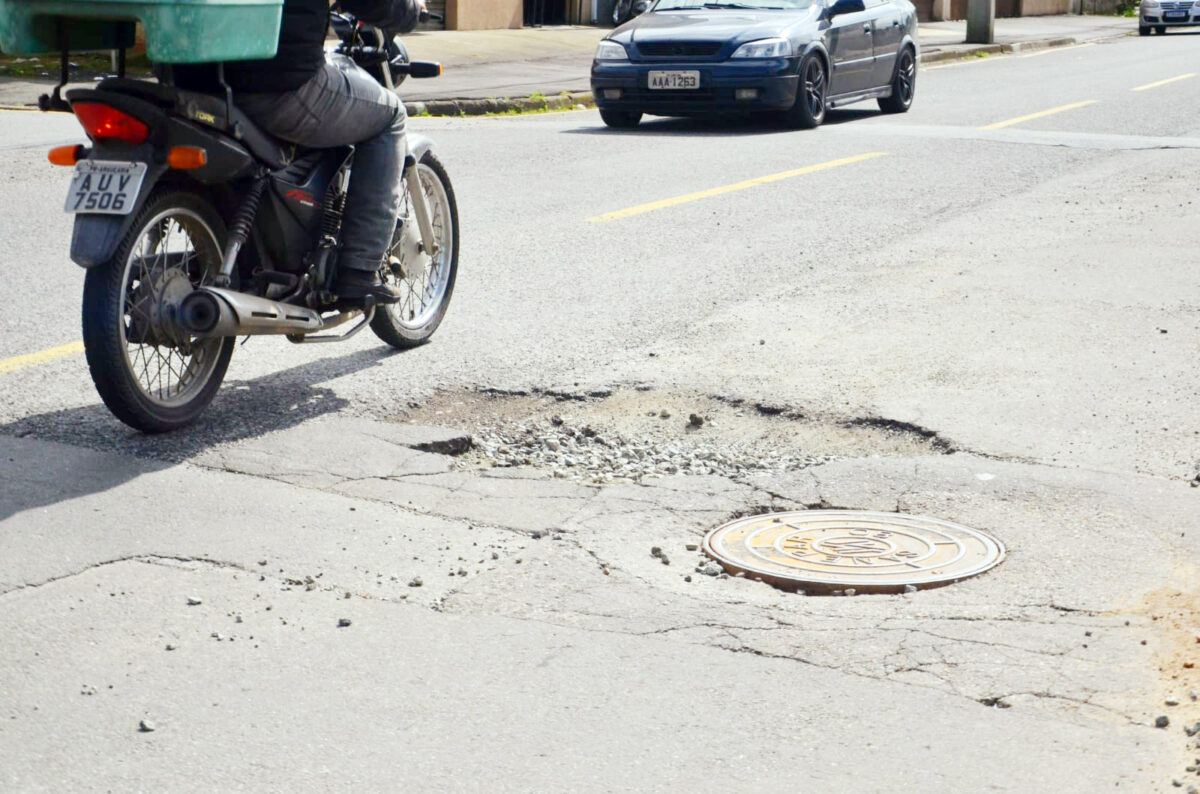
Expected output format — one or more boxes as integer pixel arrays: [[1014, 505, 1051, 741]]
[[179, 287, 324, 338]]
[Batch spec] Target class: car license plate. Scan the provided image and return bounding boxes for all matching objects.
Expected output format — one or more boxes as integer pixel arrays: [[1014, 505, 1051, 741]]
[[1165, 10, 1186, 18], [648, 70, 700, 90], [64, 160, 147, 215]]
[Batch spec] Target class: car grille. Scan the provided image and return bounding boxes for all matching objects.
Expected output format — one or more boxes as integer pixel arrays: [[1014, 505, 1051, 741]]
[[1160, 1, 1193, 9], [636, 42, 724, 59]]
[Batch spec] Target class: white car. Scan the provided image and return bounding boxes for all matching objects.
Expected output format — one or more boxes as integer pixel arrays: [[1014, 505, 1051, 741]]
[[1139, 0, 1200, 35]]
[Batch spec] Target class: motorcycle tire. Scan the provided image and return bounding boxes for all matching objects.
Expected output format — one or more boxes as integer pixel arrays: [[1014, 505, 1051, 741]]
[[371, 151, 459, 349], [82, 187, 235, 433]]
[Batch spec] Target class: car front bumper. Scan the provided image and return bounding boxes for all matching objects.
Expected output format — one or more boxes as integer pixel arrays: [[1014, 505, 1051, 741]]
[[1140, 7, 1200, 25], [591, 57, 801, 115]]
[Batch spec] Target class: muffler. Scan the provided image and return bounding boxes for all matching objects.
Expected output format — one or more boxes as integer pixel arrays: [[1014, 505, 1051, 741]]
[[179, 287, 324, 338]]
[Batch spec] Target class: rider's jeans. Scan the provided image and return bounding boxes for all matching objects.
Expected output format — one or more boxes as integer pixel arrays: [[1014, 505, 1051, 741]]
[[236, 57, 406, 274]]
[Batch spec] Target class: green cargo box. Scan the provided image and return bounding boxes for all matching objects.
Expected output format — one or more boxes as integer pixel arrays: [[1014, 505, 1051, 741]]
[[0, 0, 282, 62]]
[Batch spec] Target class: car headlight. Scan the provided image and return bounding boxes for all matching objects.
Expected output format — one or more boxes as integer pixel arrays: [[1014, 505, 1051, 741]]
[[730, 38, 792, 59], [595, 41, 630, 61]]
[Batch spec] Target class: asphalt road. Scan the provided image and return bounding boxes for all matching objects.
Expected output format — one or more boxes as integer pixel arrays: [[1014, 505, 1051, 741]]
[[1, 33, 1198, 791]]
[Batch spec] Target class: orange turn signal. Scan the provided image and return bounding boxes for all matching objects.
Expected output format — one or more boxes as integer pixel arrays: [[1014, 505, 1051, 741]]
[[48, 144, 83, 167], [167, 146, 207, 170]]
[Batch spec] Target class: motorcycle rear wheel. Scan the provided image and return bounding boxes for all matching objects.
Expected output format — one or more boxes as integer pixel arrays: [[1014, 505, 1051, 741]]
[[82, 188, 234, 432], [370, 151, 459, 349]]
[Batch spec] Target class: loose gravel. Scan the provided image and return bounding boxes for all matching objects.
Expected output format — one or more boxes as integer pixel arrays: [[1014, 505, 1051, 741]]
[[468, 418, 830, 483]]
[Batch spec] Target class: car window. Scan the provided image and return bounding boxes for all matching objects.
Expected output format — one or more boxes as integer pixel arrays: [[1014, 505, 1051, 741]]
[[653, 0, 817, 10]]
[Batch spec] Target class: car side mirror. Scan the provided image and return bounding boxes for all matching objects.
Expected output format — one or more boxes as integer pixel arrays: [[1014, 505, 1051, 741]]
[[827, 0, 866, 16]]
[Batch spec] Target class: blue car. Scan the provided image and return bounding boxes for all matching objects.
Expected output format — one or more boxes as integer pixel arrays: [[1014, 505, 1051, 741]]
[[591, 0, 918, 128]]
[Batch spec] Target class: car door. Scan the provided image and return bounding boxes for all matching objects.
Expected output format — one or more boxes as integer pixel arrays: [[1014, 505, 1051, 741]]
[[869, 0, 904, 88], [825, 0, 875, 96]]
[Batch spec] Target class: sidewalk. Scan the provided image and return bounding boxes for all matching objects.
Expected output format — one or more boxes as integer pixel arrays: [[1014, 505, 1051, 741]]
[[0, 15, 1135, 113]]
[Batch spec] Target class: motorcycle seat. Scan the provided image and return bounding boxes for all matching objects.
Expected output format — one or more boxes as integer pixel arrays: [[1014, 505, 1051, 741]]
[[95, 77, 294, 170]]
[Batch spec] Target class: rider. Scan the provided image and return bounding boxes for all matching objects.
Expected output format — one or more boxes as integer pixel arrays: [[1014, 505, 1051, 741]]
[[178, 0, 426, 305]]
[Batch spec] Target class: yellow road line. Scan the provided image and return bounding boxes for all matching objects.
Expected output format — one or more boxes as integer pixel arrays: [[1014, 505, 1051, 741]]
[[587, 152, 889, 222], [0, 341, 85, 376], [979, 100, 1097, 131], [1131, 73, 1196, 92]]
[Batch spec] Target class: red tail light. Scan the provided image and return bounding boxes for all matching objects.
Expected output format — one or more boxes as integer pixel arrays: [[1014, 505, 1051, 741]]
[[72, 102, 150, 144]]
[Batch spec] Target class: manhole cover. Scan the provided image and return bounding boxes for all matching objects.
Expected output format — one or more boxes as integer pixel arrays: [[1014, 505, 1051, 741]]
[[703, 510, 1005, 593]]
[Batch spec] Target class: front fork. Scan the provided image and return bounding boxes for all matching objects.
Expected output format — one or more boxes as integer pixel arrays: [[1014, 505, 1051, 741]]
[[404, 157, 439, 259]]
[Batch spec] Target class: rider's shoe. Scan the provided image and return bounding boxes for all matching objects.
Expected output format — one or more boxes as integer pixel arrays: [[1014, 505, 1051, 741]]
[[334, 269, 402, 306]]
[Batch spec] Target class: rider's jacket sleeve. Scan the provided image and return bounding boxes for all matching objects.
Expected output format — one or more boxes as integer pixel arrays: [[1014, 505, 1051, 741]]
[[340, 0, 422, 33]]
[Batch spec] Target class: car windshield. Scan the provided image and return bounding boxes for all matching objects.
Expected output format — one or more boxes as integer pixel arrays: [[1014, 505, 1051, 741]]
[[653, 0, 814, 9]]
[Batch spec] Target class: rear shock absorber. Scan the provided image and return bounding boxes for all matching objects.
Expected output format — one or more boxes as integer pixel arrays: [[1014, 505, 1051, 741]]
[[320, 165, 350, 237], [216, 177, 268, 286]]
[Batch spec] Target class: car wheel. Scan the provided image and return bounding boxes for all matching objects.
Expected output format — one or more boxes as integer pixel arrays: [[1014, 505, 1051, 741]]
[[784, 53, 827, 129], [1138, 25, 1150, 35], [878, 46, 916, 114], [600, 109, 642, 128], [1156, 25, 1166, 33]]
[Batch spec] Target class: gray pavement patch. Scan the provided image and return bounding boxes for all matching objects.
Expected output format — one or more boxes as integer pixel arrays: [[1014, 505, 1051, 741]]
[[0, 558, 1166, 791]]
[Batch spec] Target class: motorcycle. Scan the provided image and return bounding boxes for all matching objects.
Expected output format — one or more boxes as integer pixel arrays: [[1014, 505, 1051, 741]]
[[45, 10, 458, 433]]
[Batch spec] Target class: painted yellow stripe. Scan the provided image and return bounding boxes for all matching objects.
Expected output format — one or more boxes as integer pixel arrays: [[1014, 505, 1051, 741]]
[[0, 341, 85, 376], [979, 100, 1097, 131], [1131, 73, 1196, 92], [587, 152, 889, 222]]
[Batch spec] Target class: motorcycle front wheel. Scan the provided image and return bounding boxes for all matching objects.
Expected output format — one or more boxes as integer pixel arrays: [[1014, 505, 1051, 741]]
[[371, 151, 459, 349], [82, 187, 234, 432]]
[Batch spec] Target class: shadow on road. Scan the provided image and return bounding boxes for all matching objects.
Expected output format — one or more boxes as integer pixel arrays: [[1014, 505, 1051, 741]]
[[0, 345, 403, 522], [564, 108, 885, 137]]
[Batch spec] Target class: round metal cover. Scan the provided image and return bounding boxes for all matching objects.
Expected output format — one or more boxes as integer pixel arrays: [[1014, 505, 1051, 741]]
[[703, 510, 1005, 593]]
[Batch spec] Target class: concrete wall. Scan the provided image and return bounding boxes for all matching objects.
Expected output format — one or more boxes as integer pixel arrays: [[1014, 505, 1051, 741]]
[[1019, 0, 1071, 13], [1080, 0, 1123, 12], [447, 0, 524, 30]]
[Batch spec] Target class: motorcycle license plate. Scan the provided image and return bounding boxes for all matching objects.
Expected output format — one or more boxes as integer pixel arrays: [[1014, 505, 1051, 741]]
[[648, 70, 700, 90], [64, 160, 147, 215]]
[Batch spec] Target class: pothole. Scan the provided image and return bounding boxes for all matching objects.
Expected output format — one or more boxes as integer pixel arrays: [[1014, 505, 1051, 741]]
[[402, 387, 952, 483]]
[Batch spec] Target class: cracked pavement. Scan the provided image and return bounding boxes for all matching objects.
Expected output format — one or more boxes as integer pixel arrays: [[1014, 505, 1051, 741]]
[[3, 32, 1200, 792]]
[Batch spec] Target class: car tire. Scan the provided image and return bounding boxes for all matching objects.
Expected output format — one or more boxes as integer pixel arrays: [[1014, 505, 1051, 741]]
[[600, 109, 643, 128], [878, 46, 916, 114], [783, 53, 827, 129], [1138, 25, 1150, 35], [1156, 25, 1166, 33]]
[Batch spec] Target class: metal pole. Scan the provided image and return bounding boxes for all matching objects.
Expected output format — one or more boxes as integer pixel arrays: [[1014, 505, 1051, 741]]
[[966, 0, 994, 43]]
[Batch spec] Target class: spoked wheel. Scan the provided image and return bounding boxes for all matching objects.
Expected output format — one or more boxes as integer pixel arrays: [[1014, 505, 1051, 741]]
[[371, 151, 459, 349], [878, 46, 916, 114], [784, 53, 827, 129], [82, 188, 234, 432]]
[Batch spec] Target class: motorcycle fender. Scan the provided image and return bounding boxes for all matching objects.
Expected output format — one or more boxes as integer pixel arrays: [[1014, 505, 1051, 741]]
[[405, 133, 432, 168], [70, 161, 169, 268]]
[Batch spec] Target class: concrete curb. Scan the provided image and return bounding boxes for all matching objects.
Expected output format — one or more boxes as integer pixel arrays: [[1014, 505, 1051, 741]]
[[918, 33, 1111, 64], [408, 90, 594, 117]]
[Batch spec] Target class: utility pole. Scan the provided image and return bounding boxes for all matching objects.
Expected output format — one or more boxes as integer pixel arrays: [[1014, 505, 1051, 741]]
[[966, 0, 995, 43]]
